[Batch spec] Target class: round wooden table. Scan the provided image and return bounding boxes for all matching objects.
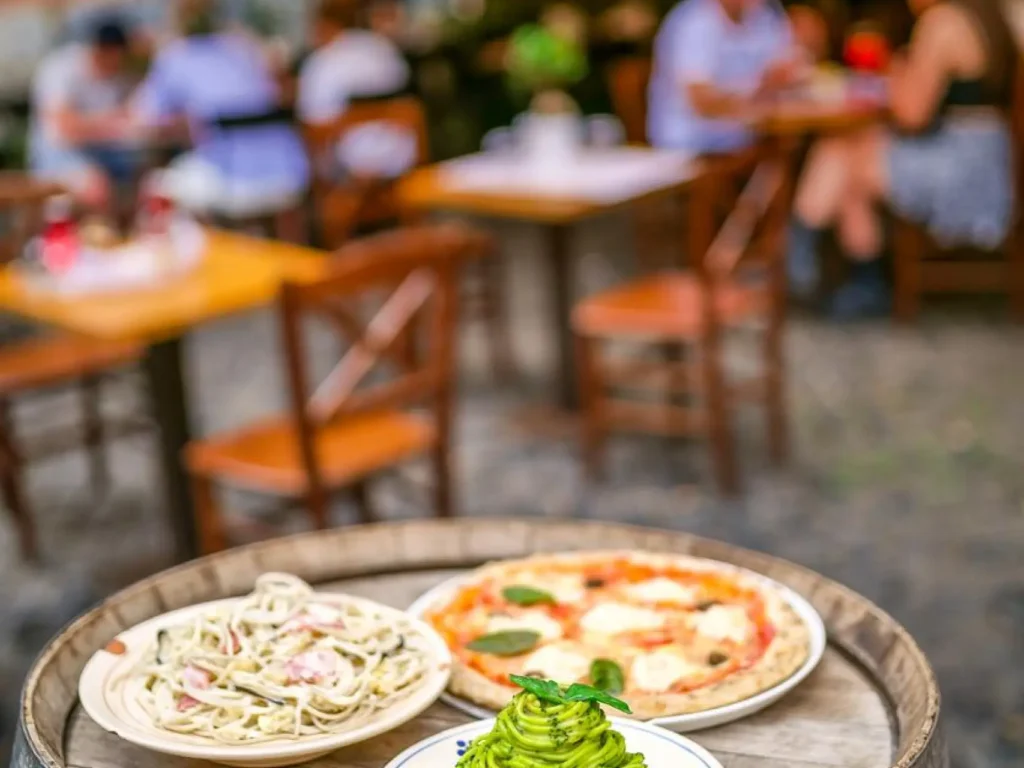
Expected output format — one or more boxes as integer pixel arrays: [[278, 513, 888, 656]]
[[754, 99, 886, 136], [15, 519, 948, 768]]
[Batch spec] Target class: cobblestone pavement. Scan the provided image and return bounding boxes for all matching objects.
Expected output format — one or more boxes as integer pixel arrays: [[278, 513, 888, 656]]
[[1, 221, 1022, 767]]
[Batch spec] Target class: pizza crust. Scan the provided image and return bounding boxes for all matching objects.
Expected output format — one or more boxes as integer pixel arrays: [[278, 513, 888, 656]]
[[428, 551, 814, 719]]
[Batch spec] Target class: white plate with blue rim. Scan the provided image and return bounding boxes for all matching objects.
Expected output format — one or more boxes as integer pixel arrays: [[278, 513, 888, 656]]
[[407, 566, 827, 733], [384, 717, 723, 768]]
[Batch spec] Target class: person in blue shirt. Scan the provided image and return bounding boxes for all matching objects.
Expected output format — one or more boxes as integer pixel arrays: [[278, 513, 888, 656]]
[[131, 0, 310, 238], [647, 0, 797, 154]]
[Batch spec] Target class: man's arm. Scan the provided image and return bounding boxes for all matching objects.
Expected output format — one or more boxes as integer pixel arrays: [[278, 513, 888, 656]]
[[37, 59, 133, 146]]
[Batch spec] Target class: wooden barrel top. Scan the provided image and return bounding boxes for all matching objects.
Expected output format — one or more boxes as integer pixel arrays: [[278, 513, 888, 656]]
[[15, 519, 947, 768]]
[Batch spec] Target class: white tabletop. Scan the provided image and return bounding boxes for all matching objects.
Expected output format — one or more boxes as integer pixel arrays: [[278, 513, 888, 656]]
[[438, 147, 697, 205]]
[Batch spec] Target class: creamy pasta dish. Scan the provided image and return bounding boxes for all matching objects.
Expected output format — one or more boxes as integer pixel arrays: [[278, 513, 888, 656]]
[[130, 573, 435, 743]]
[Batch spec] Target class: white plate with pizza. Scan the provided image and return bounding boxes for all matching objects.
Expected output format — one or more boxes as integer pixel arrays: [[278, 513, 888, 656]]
[[408, 550, 826, 733]]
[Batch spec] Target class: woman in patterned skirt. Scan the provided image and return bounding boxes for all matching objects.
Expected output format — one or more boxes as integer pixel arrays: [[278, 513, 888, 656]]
[[788, 0, 1018, 319]]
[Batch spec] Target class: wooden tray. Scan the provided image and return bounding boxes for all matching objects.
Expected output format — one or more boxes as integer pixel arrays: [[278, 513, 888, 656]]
[[14, 519, 947, 768]]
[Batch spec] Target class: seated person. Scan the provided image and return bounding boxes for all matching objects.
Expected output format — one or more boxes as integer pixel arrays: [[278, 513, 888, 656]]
[[132, 0, 309, 229], [787, 3, 831, 63], [297, 0, 410, 124], [647, 0, 797, 154], [299, 0, 416, 203], [29, 20, 140, 211], [788, 0, 1018, 319]]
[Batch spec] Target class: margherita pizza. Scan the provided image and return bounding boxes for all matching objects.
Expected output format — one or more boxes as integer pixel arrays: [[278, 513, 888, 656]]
[[424, 551, 812, 718]]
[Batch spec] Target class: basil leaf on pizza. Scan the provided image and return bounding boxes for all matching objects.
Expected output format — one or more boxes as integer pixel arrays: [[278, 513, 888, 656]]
[[590, 658, 625, 694], [509, 674, 565, 704], [564, 683, 633, 714], [467, 630, 541, 656], [502, 585, 556, 606]]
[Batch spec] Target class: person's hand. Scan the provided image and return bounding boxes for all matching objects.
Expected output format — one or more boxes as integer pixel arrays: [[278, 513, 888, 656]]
[[758, 59, 800, 95]]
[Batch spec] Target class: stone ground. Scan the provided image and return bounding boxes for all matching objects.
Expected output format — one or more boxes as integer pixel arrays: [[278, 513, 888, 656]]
[[1, 218, 1023, 768]]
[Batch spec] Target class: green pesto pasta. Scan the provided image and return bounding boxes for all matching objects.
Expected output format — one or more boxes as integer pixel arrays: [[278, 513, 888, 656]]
[[456, 691, 648, 768]]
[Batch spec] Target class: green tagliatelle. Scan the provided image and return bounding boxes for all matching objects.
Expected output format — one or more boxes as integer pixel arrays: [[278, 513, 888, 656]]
[[455, 691, 647, 768]]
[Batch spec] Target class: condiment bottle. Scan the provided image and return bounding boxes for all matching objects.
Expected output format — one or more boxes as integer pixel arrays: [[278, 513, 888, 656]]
[[39, 194, 78, 275]]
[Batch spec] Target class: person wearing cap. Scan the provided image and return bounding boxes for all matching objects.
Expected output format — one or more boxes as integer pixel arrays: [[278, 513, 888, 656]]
[[29, 19, 141, 210]]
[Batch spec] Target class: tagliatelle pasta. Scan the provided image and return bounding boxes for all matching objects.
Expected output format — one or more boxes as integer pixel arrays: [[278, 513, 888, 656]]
[[129, 573, 434, 744]]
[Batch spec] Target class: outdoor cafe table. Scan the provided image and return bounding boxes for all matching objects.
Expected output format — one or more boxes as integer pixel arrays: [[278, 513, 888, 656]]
[[15, 519, 948, 768], [0, 230, 328, 563], [399, 148, 698, 410]]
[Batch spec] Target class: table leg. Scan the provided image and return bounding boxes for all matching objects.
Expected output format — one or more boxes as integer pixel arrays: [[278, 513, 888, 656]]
[[144, 337, 198, 562], [547, 223, 577, 410]]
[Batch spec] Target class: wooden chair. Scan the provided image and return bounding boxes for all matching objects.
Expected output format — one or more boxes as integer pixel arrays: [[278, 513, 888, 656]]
[[184, 223, 488, 554], [0, 176, 142, 559], [892, 64, 1024, 320], [607, 56, 653, 146], [305, 96, 516, 378], [573, 148, 793, 494]]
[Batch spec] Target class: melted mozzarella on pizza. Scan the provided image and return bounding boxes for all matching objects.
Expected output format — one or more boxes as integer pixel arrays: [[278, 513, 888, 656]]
[[520, 644, 591, 684], [689, 605, 754, 644], [631, 648, 707, 693], [487, 611, 564, 641], [579, 603, 665, 635], [625, 577, 700, 605]]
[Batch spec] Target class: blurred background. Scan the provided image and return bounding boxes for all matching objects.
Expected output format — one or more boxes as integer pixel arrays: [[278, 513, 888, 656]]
[[0, 1, 1021, 768]]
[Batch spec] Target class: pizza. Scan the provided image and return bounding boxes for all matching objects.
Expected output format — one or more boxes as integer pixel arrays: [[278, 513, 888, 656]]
[[424, 551, 812, 718]]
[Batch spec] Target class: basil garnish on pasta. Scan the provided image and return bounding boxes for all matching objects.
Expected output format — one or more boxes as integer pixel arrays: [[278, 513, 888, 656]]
[[590, 658, 626, 695], [456, 676, 646, 767]]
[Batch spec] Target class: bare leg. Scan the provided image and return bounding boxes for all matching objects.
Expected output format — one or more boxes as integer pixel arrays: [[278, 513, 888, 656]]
[[830, 128, 893, 318], [837, 127, 890, 261], [794, 135, 856, 229]]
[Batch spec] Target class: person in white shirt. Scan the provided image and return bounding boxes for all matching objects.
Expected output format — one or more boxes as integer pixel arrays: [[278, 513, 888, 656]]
[[297, 0, 410, 124], [647, 0, 796, 154], [30, 20, 139, 210]]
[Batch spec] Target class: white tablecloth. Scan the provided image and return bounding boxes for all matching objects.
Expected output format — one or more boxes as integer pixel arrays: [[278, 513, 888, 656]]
[[438, 148, 696, 205]]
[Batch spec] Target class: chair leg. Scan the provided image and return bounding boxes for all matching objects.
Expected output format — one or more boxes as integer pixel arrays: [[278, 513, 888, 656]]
[[0, 400, 35, 560], [764, 341, 789, 467], [576, 334, 607, 482], [892, 218, 923, 322], [190, 473, 228, 555], [702, 344, 739, 495], [80, 376, 109, 500], [1007, 234, 1024, 322], [352, 481, 375, 524], [478, 252, 516, 380]]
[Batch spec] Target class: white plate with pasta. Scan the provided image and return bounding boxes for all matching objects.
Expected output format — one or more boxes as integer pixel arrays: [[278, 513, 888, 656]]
[[78, 574, 452, 767]]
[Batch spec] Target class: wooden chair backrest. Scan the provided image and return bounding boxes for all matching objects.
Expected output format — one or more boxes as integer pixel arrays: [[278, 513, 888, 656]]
[[304, 96, 430, 178], [694, 143, 794, 337], [703, 158, 789, 280], [607, 56, 652, 145], [1010, 59, 1024, 219], [304, 96, 430, 246], [278, 224, 485, 488]]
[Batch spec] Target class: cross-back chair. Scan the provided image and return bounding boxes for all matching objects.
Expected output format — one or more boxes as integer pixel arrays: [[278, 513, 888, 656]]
[[892, 60, 1024, 320], [305, 96, 430, 247], [305, 95, 516, 379], [573, 146, 793, 494], [185, 223, 489, 554], [0, 176, 143, 559]]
